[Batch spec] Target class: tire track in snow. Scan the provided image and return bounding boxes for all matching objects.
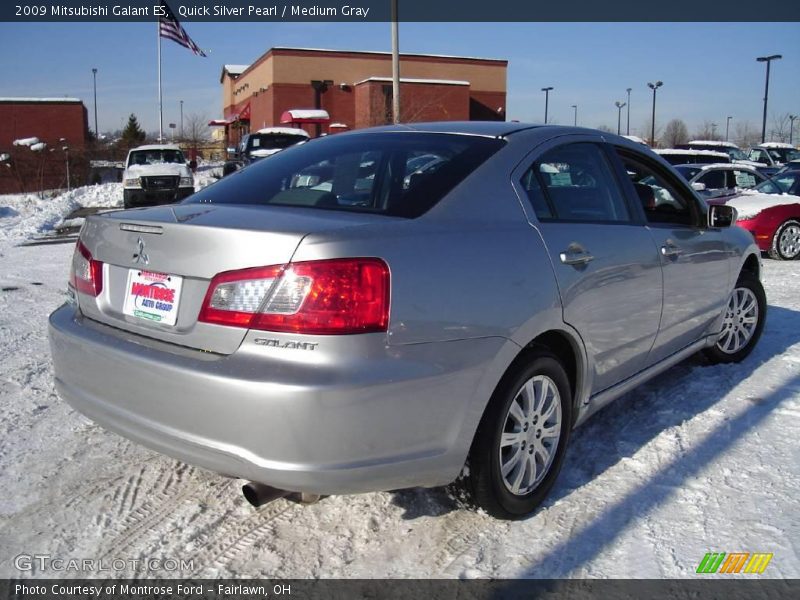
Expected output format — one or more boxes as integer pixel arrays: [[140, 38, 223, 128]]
[[188, 499, 301, 576]]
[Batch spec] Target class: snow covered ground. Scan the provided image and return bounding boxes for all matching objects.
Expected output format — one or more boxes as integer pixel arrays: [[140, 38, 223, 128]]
[[0, 186, 798, 579]]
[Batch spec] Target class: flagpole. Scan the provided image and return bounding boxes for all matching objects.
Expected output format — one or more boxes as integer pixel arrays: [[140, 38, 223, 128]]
[[157, 19, 163, 142]]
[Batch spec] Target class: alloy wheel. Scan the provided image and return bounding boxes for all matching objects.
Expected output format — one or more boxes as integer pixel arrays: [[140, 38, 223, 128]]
[[499, 375, 562, 496], [716, 287, 759, 354], [778, 223, 800, 259]]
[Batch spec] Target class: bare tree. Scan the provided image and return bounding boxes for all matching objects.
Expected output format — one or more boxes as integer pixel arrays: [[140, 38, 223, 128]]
[[693, 120, 721, 141], [734, 121, 761, 149], [596, 125, 614, 133], [641, 119, 664, 148], [662, 119, 690, 148], [183, 113, 211, 149], [768, 112, 792, 143]]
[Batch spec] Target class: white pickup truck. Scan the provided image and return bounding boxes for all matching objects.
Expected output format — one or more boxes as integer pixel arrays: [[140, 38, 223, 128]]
[[122, 144, 196, 209]]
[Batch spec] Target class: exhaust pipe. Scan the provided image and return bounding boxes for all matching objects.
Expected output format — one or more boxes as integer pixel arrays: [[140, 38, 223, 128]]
[[242, 482, 289, 507]]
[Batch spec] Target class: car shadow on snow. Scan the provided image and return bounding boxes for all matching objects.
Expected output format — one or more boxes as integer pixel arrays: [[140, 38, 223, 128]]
[[391, 304, 800, 527]]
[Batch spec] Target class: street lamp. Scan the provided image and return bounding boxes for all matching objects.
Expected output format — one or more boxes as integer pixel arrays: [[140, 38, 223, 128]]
[[756, 54, 782, 143], [647, 81, 663, 147], [91, 68, 98, 140], [571, 104, 577, 126], [626, 88, 632, 135], [541, 87, 554, 124], [726, 116, 733, 142], [180, 100, 184, 140], [790, 115, 797, 145], [615, 101, 626, 135]]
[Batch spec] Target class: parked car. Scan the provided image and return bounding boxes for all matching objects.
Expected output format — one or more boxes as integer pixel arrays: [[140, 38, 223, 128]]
[[684, 140, 764, 168], [673, 163, 768, 202], [748, 142, 800, 168], [654, 148, 730, 165], [742, 169, 800, 197], [49, 123, 765, 520], [728, 180, 800, 260], [122, 144, 196, 209], [223, 127, 309, 176]]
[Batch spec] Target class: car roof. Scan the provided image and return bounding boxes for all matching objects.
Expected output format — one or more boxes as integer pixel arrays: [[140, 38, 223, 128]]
[[361, 121, 541, 138], [674, 162, 757, 171], [129, 144, 182, 152]]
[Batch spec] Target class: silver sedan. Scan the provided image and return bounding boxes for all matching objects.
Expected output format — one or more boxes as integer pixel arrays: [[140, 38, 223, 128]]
[[49, 122, 765, 519]]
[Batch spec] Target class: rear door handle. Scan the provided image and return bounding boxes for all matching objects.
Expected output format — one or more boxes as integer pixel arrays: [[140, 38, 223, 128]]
[[661, 242, 683, 258], [560, 247, 595, 266]]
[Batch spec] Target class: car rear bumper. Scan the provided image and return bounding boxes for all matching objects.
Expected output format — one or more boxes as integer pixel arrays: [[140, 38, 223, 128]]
[[48, 303, 503, 494], [124, 187, 193, 207]]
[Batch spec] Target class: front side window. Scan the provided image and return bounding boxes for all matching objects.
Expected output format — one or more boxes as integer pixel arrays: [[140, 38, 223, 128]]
[[187, 132, 504, 218], [617, 151, 695, 226], [697, 170, 727, 190], [520, 143, 630, 223]]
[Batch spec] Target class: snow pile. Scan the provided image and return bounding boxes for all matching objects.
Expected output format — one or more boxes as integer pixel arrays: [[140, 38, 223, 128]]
[[0, 183, 122, 243]]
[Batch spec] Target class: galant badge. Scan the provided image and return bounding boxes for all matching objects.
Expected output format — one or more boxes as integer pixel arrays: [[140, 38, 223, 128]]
[[132, 237, 149, 265]]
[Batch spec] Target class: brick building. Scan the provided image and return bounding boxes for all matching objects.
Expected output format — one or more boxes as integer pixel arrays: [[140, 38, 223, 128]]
[[214, 47, 507, 145], [0, 98, 89, 193]]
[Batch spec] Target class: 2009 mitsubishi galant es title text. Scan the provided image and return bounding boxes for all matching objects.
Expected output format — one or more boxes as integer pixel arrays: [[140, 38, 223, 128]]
[[49, 123, 766, 519]]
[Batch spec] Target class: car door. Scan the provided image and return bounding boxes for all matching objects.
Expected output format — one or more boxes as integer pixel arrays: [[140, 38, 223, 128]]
[[611, 147, 731, 365], [513, 138, 663, 393]]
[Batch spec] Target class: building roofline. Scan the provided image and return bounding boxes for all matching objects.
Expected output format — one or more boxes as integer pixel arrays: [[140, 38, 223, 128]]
[[234, 46, 507, 81], [0, 97, 82, 104]]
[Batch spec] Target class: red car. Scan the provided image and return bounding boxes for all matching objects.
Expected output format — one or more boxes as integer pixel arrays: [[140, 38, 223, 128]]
[[727, 170, 800, 260]]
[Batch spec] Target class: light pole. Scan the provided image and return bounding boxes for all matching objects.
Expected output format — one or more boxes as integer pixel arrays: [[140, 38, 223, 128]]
[[390, 0, 400, 124], [180, 100, 184, 140], [626, 87, 632, 135], [647, 81, 663, 147], [60, 138, 70, 192], [790, 115, 797, 145], [541, 87, 553, 124], [726, 116, 733, 141], [91, 68, 98, 139], [571, 104, 577, 126], [615, 101, 626, 135], [756, 54, 782, 143]]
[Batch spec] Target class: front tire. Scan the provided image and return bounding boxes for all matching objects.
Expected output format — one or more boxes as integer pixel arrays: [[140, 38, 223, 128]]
[[769, 219, 800, 260], [704, 272, 766, 364], [462, 351, 573, 519]]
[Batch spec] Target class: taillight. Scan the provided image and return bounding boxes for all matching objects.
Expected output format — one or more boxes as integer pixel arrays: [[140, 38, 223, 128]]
[[198, 258, 390, 335], [70, 240, 103, 296]]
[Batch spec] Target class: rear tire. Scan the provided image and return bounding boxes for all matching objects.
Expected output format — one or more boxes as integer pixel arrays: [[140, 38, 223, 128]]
[[704, 272, 766, 364], [769, 219, 800, 260], [460, 351, 573, 519]]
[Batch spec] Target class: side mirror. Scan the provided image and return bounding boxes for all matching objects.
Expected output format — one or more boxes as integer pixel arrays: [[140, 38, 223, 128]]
[[708, 204, 737, 228], [188, 159, 198, 171], [691, 182, 706, 192]]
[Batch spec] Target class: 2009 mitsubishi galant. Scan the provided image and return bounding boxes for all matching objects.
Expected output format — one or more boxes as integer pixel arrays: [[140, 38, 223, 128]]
[[49, 123, 766, 519]]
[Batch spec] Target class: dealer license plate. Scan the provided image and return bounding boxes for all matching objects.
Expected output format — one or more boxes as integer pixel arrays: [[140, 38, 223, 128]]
[[122, 269, 183, 326]]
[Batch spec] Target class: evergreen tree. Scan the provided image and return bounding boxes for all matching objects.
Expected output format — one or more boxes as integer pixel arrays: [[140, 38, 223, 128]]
[[120, 114, 146, 148]]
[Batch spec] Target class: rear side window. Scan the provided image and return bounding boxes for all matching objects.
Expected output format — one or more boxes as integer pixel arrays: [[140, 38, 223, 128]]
[[188, 133, 504, 218], [521, 143, 631, 223]]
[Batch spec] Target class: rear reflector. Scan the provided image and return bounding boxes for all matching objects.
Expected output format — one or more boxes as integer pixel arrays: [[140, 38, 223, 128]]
[[198, 258, 390, 335], [70, 240, 103, 296]]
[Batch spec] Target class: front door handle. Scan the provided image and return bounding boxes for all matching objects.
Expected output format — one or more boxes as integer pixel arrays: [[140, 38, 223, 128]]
[[661, 242, 683, 258], [560, 246, 595, 266]]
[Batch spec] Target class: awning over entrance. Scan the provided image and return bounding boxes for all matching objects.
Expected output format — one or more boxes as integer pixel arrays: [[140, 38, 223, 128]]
[[280, 109, 330, 125]]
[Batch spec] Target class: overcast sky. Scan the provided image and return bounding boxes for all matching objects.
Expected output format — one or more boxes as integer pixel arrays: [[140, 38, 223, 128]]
[[1, 21, 798, 139]]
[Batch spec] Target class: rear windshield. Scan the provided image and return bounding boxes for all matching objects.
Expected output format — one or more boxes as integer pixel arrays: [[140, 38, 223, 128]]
[[188, 132, 504, 218]]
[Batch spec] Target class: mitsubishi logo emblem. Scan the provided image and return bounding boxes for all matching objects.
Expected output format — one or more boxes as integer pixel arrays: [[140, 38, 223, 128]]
[[132, 237, 149, 265]]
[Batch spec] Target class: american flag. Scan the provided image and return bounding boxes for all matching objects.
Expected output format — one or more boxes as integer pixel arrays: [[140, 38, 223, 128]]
[[159, 1, 207, 57]]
